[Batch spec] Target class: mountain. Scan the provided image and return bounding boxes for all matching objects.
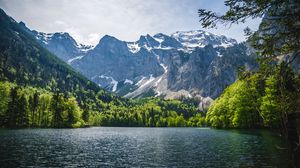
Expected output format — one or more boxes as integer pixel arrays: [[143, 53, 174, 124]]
[[0, 9, 206, 128], [0, 8, 119, 111], [21, 21, 257, 102], [171, 30, 237, 51], [19, 22, 93, 63]]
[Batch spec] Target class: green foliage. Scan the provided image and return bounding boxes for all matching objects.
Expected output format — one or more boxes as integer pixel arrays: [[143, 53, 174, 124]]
[[0, 81, 12, 125], [0, 81, 204, 128], [0, 81, 84, 128], [0, 8, 125, 117], [199, 0, 300, 68], [207, 65, 300, 129], [259, 76, 281, 127], [199, 2, 300, 164], [88, 98, 204, 127], [199, 0, 300, 72]]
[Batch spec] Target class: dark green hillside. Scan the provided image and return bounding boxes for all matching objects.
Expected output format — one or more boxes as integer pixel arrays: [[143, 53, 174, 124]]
[[0, 8, 123, 127], [0, 9, 99, 93], [0, 9, 121, 108]]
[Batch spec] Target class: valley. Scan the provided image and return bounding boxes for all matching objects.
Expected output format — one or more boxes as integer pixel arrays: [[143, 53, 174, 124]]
[[0, 0, 300, 166]]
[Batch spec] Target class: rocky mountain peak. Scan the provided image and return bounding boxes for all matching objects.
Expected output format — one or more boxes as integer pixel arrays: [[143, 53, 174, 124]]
[[137, 34, 160, 49], [22, 24, 257, 101]]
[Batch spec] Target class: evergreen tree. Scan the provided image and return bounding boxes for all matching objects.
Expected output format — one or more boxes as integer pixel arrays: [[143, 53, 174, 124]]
[[0, 82, 11, 126], [7, 87, 18, 127], [51, 92, 64, 127]]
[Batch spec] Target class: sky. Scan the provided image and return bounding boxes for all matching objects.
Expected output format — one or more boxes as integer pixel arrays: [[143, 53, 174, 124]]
[[0, 0, 261, 45]]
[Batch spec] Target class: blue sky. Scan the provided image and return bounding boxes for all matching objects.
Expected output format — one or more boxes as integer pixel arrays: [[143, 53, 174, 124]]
[[0, 0, 261, 45]]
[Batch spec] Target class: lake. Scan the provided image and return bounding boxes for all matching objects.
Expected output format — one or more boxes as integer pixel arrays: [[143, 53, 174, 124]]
[[0, 127, 290, 167]]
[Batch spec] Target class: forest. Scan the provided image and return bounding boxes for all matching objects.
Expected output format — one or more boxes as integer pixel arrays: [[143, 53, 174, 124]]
[[0, 81, 204, 128], [199, 0, 300, 133], [199, 1, 300, 165], [206, 64, 300, 129]]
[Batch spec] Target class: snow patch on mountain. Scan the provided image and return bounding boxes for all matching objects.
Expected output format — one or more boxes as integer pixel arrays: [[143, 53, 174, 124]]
[[67, 55, 85, 64], [127, 42, 140, 53], [216, 51, 223, 57], [35, 32, 53, 44], [78, 44, 94, 52], [153, 37, 164, 43], [124, 79, 134, 85], [139, 75, 155, 89], [142, 44, 152, 52], [99, 75, 118, 92], [136, 76, 147, 86]]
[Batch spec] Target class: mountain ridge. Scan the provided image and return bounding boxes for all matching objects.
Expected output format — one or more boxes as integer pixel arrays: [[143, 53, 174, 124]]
[[19, 20, 257, 105], [0, 8, 123, 113]]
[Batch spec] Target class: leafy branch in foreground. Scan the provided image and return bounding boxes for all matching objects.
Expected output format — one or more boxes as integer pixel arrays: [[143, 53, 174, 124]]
[[199, 0, 300, 65]]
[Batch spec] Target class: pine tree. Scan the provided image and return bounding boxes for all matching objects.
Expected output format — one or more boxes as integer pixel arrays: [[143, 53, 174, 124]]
[[7, 87, 18, 127]]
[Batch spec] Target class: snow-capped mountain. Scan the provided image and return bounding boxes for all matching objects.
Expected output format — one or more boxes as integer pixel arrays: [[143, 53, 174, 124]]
[[19, 22, 93, 62], [21, 22, 257, 103], [75, 32, 256, 100], [171, 30, 237, 52]]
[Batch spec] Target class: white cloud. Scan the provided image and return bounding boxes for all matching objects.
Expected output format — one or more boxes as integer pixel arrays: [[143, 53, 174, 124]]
[[54, 20, 67, 27], [0, 0, 261, 45], [86, 33, 101, 45]]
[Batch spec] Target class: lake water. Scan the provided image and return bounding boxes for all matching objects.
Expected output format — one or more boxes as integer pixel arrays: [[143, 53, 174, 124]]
[[0, 127, 290, 167]]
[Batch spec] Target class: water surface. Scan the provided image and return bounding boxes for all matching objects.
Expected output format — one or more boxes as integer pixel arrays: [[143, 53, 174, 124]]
[[0, 127, 290, 167]]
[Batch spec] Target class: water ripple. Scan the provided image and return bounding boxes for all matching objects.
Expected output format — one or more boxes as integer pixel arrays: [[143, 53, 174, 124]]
[[0, 128, 289, 168]]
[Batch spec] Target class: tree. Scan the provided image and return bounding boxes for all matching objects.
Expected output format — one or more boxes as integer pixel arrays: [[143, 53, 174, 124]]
[[198, 0, 300, 65], [62, 96, 83, 128], [6, 87, 29, 127], [7, 87, 18, 127], [51, 91, 64, 127], [29, 91, 39, 127], [38, 93, 52, 127], [260, 75, 280, 127], [199, 1, 300, 166], [17, 94, 29, 127], [0, 82, 11, 126], [82, 110, 90, 124], [149, 107, 155, 127]]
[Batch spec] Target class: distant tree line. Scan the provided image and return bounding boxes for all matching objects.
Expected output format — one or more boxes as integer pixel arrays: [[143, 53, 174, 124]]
[[0, 82, 84, 128], [0, 81, 205, 128]]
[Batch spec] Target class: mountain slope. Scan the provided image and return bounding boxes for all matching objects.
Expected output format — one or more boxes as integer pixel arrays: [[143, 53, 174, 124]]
[[19, 21, 93, 63], [125, 43, 257, 99], [22, 19, 257, 101], [71, 31, 256, 99], [0, 8, 119, 109]]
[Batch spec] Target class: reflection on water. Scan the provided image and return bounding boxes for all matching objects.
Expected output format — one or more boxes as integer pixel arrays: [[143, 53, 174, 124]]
[[0, 127, 290, 167]]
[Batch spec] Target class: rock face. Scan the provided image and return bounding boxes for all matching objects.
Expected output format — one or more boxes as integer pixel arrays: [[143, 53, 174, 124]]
[[21, 23, 257, 100]]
